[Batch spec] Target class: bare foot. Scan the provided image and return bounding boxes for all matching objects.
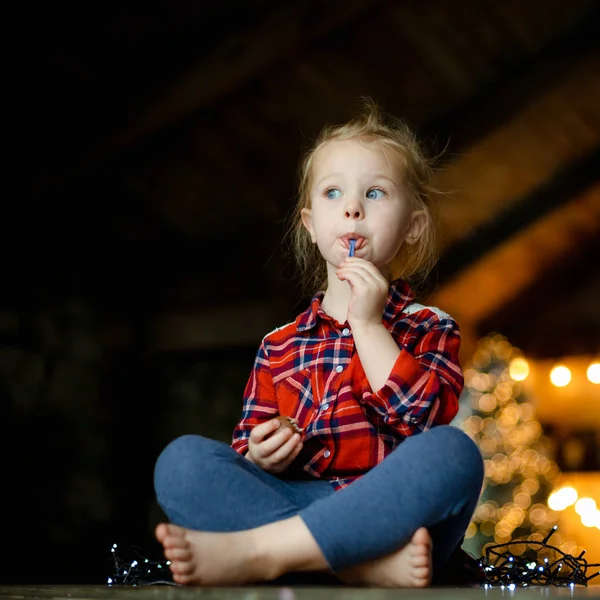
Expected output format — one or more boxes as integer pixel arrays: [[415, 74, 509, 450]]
[[338, 527, 432, 588], [155, 522, 268, 586]]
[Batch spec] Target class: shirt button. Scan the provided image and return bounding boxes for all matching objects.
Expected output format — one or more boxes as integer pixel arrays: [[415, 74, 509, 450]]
[[335, 365, 344, 373], [322, 403, 329, 411], [324, 450, 331, 458], [342, 327, 350, 336]]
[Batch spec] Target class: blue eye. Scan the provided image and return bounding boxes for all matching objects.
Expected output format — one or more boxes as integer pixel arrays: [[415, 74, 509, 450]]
[[366, 188, 385, 200], [326, 188, 342, 200]]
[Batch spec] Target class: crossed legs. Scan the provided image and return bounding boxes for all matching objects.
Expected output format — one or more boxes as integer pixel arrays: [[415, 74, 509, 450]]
[[153, 426, 483, 587]]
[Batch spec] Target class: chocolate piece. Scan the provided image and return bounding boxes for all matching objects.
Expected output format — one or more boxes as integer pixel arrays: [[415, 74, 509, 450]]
[[275, 415, 303, 434]]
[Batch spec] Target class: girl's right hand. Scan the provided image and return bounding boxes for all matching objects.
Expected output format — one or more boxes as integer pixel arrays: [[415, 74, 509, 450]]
[[246, 418, 303, 474]]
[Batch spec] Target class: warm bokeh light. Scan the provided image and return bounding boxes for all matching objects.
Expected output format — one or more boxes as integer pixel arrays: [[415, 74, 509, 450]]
[[548, 486, 578, 511], [463, 335, 563, 553], [581, 510, 600, 529], [587, 362, 600, 384], [549, 364, 571, 387], [575, 497, 597, 517], [550, 472, 600, 569], [509, 357, 529, 381]]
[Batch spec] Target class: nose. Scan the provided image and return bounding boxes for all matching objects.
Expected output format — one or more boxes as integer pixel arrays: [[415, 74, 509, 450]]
[[344, 196, 364, 220]]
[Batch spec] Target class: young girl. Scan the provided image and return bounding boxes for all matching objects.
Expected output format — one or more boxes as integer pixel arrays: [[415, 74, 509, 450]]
[[153, 99, 484, 588]]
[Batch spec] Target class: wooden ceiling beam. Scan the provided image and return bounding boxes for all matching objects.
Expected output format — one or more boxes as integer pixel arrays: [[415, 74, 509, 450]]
[[420, 11, 600, 156], [431, 54, 600, 250], [428, 183, 600, 363], [433, 145, 600, 285], [477, 236, 600, 358]]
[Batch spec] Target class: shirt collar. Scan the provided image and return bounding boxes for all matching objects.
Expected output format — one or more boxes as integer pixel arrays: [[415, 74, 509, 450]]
[[296, 278, 415, 332]]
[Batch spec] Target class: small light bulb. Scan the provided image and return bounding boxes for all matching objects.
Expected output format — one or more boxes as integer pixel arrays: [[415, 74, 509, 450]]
[[509, 358, 529, 381], [550, 365, 571, 387], [587, 362, 600, 384]]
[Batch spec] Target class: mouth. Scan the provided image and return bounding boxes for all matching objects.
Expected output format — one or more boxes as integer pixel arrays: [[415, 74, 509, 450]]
[[341, 234, 366, 250]]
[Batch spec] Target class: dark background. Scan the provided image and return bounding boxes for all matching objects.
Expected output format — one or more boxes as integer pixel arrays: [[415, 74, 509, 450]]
[[3, 0, 599, 584]]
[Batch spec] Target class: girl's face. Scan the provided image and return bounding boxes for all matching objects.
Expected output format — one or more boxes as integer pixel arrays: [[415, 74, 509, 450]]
[[301, 139, 425, 276]]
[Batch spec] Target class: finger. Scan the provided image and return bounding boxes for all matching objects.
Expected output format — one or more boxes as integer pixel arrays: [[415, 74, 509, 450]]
[[341, 256, 385, 272], [249, 418, 281, 445], [258, 426, 294, 457], [272, 440, 302, 471], [281, 439, 304, 466], [286, 440, 304, 462], [336, 267, 371, 288], [267, 432, 302, 466], [339, 259, 385, 282], [338, 265, 388, 294], [340, 257, 378, 270]]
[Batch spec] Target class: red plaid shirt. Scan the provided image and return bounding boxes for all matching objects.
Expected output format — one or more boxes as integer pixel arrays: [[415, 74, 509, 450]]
[[231, 279, 463, 490]]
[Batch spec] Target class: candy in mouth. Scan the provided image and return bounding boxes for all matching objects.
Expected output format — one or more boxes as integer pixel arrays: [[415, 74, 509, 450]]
[[349, 239, 356, 257], [342, 235, 364, 252]]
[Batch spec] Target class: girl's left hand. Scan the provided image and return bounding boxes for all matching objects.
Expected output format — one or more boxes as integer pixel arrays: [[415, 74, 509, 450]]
[[336, 257, 388, 327]]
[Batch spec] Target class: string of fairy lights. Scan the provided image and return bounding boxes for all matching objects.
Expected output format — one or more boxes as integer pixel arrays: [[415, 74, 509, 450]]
[[108, 544, 176, 586], [481, 526, 598, 587]]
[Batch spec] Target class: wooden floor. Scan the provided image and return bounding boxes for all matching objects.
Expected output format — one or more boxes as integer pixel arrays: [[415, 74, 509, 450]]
[[1, 585, 599, 599]]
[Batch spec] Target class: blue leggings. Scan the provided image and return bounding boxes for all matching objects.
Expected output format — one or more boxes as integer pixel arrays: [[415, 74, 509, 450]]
[[154, 425, 483, 578]]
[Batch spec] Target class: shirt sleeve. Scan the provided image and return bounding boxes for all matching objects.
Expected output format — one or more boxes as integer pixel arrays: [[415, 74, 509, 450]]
[[361, 313, 463, 437], [231, 339, 279, 456]]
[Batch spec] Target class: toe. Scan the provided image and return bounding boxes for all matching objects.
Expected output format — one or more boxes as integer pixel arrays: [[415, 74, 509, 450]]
[[165, 523, 186, 537], [413, 574, 430, 587], [172, 572, 192, 585], [165, 546, 193, 561], [412, 563, 431, 585], [156, 522, 187, 544], [155, 523, 169, 543], [411, 544, 429, 557], [170, 560, 195, 576], [163, 535, 186, 549], [411, 553, 430, 568], [412, 527, 430, 545]]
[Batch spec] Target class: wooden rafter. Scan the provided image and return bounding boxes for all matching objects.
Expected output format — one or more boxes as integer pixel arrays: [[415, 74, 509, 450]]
[[421, 12, 600, 153], [432, 54, 600, 250], [428, 183, 600, 363], [435, 146, 600, 284]]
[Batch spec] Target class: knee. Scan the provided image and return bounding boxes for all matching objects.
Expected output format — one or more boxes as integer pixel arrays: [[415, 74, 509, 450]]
[[426, 426, 484, 492], [154, 434, 222, 499]]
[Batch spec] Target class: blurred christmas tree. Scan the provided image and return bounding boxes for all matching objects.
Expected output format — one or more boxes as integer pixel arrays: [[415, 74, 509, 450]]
[[455, 333, 565, 561]]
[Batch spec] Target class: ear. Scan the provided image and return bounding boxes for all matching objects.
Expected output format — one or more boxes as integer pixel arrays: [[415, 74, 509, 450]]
[[301, 208, 316, 243], [404, 210, 428, 245]]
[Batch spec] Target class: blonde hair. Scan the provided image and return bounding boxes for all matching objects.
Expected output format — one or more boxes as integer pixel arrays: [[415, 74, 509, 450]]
[[287, 97, 440, 295]]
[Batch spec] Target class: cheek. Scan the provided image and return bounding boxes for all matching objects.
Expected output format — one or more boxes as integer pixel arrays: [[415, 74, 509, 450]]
[[311, 208, 332, 236], [379, 223, 408, 260]]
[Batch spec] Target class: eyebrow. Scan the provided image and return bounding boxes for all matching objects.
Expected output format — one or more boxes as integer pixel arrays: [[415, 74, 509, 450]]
[[316, 173, 399, 188]]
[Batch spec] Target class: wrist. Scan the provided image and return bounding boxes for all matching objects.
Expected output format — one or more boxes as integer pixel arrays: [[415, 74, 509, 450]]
[[348, 320, 385, 336]]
